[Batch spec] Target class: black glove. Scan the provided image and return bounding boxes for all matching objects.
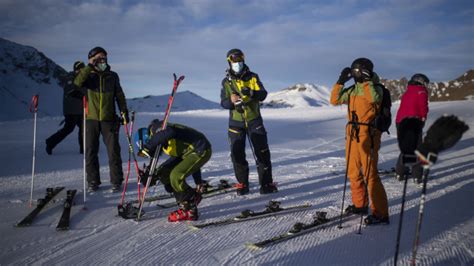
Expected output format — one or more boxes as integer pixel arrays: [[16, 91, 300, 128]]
[[138, 165, 150, 186], [234, 99, 244, 113], [241, 87, 253, 97], [415, 115, 469, 164], [121, 112, 130, 125], [337, 67, 352, 85]]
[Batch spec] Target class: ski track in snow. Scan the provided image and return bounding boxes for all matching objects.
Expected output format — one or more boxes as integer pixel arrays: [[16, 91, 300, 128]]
[[0, 102, 473, 265]]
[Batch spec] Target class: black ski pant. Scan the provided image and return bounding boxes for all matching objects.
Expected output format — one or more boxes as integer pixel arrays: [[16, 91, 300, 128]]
[[228, 121, 273, 188], [86, 120, 123, 186], [396, 118, 424, 180], [46, 115, 83, 152]]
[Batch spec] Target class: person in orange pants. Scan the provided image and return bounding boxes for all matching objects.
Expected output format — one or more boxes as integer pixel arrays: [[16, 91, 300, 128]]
[[330, 57, 389, 225]]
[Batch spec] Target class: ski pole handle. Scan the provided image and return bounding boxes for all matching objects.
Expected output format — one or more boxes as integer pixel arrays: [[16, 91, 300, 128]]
[[29, 94, 39, 113]]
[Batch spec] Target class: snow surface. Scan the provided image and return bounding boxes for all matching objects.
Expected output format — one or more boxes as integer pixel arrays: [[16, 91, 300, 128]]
[[0, 101, 473, 265], [262, 83, 330, 108]]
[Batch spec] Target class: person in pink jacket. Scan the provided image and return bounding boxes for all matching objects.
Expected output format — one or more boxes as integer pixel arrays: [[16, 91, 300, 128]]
[[395, 73, 430, 183]]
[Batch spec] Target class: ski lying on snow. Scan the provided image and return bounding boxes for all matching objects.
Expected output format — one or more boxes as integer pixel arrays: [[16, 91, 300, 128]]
[[189, 201, 311, 230], [246, 211, 356, 249], [15, 187, 65, 227], [56, 189, 77, 231]]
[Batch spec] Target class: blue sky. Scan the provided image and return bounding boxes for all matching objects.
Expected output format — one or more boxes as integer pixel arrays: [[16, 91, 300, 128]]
[[1, 0, 473, 101]]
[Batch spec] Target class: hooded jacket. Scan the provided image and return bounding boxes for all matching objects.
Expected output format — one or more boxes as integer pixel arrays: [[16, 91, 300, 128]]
[[74, 64, 128, 121]]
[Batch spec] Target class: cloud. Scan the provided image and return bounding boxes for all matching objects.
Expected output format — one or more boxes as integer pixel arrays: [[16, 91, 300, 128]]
[[1, 0, 473, 101]]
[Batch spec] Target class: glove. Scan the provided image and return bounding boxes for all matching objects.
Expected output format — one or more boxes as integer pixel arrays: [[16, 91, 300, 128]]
[[121, 111, 130, 125], [234, 99, 244, 113], [415, 115, 469, 165], [337, 67, 352, 85], [241, 87, 253, 97], [137, 148, 152, 158]]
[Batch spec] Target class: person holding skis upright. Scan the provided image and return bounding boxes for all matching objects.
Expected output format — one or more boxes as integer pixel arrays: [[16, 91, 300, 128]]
[[136, 119, 212, 222], [74, 47, 129, 193], [395, 74, 430, 184], [220, 48, 277, 196], [330, 58, 389, 225], [46, 61, 85, 155]]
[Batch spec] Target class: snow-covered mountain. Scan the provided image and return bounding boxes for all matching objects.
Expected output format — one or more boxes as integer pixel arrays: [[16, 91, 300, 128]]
[[381, 69, 474, 102], [0, 38, 68, 121], [127, 90, 220, 112], [262, 83, 330, 108]]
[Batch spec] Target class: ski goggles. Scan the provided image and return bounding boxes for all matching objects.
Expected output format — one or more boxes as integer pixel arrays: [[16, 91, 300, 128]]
[[227, 53, 245, 63]]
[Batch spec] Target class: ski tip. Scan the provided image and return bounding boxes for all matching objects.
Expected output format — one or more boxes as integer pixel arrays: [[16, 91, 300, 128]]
[[245, 242, 263, 251]]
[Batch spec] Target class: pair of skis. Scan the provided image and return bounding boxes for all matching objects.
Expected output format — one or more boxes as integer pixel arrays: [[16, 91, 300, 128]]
[[189, 200, 311, 230], [189, 199, 358, 249], [118, 74, 185, 221], [16, 187, 77, 231]]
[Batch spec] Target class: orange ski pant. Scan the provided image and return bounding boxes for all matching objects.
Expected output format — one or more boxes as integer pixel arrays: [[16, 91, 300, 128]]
[[346, 131, 389, 218]]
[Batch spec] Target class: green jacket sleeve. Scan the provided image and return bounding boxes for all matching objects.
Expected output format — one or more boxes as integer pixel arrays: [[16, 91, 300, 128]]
[[74, 65, 93, 88]]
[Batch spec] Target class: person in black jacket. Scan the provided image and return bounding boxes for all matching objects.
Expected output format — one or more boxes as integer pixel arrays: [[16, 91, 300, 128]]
[[46, 61, 85, 155], [74, 47, 129, 193], [137, 119, 212, 222], [220, 48, 277, 195]]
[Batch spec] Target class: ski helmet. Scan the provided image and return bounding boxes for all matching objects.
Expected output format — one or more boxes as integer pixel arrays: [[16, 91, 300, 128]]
[[226, 48, 245, 63], [73, 61, 85, 71], [88, 46, 107, 59], [409, 73, 430, 87], [134, 127, 150, 151], [351, 57, 374, 81]]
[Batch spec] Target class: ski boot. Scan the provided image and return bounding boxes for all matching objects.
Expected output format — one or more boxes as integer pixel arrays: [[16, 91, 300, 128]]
[[168, 201, 198, 222], [111, 184, 121, 193], [344, 205, 368, 215], [235, 183, 249, 196], [364, 214, 390, 225], [260, 183, 278, 195], [87, 182, 99, 192]]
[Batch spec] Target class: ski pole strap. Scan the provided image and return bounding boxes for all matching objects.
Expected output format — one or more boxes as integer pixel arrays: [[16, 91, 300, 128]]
[[29, 95, 39, 113]]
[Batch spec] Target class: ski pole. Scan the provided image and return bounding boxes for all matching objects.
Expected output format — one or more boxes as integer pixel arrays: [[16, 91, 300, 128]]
[[137, 74, 184, 220], [338, 124, 354, 229], [29, 94, 39, 208], [394, 169, 409, 265], [411, 164, 430, 265], [82, 96, 88, 208], [394, 154, 417, 265], [120, 111, 141, 205]]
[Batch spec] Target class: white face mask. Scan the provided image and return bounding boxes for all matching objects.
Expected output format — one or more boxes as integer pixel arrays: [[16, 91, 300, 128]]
[[231, 62, 244, 73]]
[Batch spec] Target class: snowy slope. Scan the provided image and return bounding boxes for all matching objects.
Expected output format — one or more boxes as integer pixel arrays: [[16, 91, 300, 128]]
[[0, 101, 472, 265], [262, 83, 330, 108], [127, 90, 220, 112], [0, 38, 67, 121]]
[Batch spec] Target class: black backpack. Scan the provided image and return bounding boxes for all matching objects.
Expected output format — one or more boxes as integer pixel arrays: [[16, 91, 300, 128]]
[[373, 83, 392, 134]]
